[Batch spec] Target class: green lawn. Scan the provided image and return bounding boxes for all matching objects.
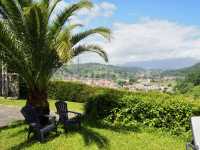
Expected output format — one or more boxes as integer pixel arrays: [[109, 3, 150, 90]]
[[0, 97, 84, 113], [0, 98, 188, 150]]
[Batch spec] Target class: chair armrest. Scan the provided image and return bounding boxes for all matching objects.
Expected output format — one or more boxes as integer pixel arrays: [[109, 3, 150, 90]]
[[30, 123, 40, 130], [43, 115, 56, 124], [43, 114, 56, 119], [30, 123, 37, 127], [68, 111, 82, 116]]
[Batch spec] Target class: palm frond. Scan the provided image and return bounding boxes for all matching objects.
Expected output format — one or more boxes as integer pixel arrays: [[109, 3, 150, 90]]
[[54, 23, 83, 63], [55, 31, 71, 63], [71, 27, 111, 46], [65, 23, 83, 31], [0, 0, 26, 36], [48, 0, 92, 39], [56, 23, 82, 43], [40, 0, 50, 6], [0, 3, 7, 19], [48, 0, 61, 19], [18, 0, 34, 8], [72, 44, 108, 62], [25, 4, 48, 50], [0, 21, 32, 82]]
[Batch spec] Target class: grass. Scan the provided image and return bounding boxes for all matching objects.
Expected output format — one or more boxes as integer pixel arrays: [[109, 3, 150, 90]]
[[0, 97, 84, 113], [0, 98, 188, 150], [0, 121, 186, 150]]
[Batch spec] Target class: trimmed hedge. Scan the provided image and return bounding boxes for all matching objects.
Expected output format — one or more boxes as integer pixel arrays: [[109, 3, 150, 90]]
[[85, 90, 125, 119], [48, 81, 129, 102], [20, 80, 128, 102], [48, 81, 95, 102], [85, 91, 193, 134]]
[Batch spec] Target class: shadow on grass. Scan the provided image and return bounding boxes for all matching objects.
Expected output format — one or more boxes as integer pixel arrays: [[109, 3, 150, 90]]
[[8, 128, 27, 137], [81, 127, 109, 149], [9, 133, 60, 150], [0, 120, 25, 132], [66, 125, 110, 150], [82, 116, 141, 134], [0, 120, 59, 150], [9, 138, 37, 150], [0, 117, 140, 150], [63, 115, 140, 149], [9, 130, 60, 150]]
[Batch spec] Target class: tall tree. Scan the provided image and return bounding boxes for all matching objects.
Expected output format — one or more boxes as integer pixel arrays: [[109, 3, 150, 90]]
[[0, 0, 110, 115]]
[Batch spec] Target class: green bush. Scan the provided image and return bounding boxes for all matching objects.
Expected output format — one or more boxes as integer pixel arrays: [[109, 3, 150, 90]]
[[85, 89, 126, 120], [48, 81, 97, 102], [19, 80, 126, 102], [48, 81, 127, 102], [174, 80, 194, 94], [85, 91, 193, 134], [186, 86, 200, 99]]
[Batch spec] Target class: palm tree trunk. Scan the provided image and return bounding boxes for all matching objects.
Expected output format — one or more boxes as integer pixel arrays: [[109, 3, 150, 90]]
[[26, 88, 50, 126]]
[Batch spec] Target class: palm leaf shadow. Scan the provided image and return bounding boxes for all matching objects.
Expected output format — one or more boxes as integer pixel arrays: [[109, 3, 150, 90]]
[[67, 126, 110, 150]]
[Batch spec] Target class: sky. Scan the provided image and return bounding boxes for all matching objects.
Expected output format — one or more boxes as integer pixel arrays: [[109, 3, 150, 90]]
[[56, 0, 200, 69]]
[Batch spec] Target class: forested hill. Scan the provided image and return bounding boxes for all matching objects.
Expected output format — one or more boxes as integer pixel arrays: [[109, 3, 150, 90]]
[[162, 63, 200, 76], [55, 63, 148, 79], [67, 63, 145, 73], [55, 62, 200, 79]]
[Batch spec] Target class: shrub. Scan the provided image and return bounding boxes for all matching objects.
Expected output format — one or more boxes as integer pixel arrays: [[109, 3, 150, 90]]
[[48, 81, 97, 102], [186, 86, 200, 99], [85, 91, 193, 134], [48, 81, 127, 102], [174, 80, 194, 94], [20, 80, 127, 102], [85, 89, 126, 120]]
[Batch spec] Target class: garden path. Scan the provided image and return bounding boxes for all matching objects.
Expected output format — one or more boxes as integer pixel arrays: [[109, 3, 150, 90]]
[[0, 105, 23, 127], [0, 105, 61, 127]]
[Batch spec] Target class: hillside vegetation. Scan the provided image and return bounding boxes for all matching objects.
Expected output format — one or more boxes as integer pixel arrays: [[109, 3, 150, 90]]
[[53, 63, 162, 80], [162, 62, 200, 76]]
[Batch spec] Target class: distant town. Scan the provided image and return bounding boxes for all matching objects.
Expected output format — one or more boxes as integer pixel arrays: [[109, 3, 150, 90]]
[[59, 74, 177, 93], [50, 63, 191, 93]]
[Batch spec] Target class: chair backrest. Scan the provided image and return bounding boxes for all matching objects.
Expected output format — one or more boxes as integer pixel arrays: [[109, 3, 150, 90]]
[[55, 101, 69, 121], [21, 105, 40, 125], [191, 116, 200, 150]]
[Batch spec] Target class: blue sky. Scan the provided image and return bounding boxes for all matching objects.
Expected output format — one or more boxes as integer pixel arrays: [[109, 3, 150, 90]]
[[89, 0, 200, 26], [61, 0, 200, 69]]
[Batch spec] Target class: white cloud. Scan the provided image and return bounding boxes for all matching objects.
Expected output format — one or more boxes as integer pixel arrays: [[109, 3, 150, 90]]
[[72, 1, 116, 25], [78, 19, 200, 65], [98, 2, 117, 17], [50, 1, 116, 25]]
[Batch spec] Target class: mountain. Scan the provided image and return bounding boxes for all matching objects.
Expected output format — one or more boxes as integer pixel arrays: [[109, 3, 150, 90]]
[[54, 61, 200, 80], [54, 63, 147, 80], [124, 58, 199, 70], [162, 62, 200, 76], [68, 63, 145, 73]]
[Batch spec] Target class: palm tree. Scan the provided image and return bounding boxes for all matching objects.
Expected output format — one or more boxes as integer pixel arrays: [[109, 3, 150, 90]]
[[0, 0, 111, 115]]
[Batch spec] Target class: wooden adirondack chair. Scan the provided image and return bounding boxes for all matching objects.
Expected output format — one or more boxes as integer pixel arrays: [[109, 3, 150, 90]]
[[187, 116, 200, 150], [55, 101, 81, 129], [21, 105, 57, 142]]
